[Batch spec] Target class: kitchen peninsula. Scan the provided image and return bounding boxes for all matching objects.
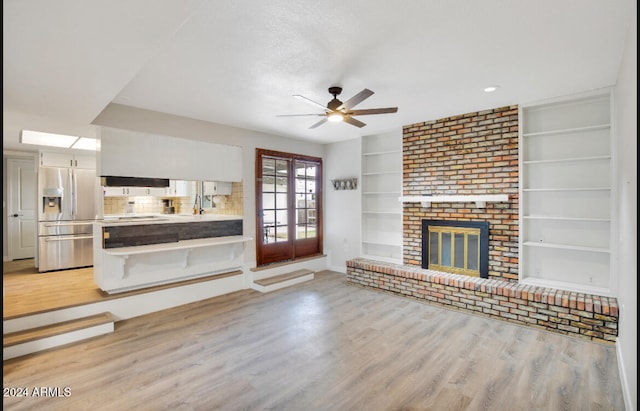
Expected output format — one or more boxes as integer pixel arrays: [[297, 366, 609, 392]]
[[93, 214, 251, 294]]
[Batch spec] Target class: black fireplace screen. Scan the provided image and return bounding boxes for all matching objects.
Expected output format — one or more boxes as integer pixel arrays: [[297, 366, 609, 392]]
[[422, 220, 489, 278]]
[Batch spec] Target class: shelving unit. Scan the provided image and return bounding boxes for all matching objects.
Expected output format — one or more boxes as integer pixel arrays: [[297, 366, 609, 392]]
[[519, 90, 613, 294], [361, 131, 403, 262]]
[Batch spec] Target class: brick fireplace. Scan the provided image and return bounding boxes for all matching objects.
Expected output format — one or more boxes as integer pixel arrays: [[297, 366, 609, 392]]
[[402, 106, 519, 281]]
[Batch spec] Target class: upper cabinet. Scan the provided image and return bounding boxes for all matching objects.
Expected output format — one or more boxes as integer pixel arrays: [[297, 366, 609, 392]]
[[40, 151, 96, 169], [168, 180, 198, 197], [202, 181, 232, 196], [98, 127, 242, 182]]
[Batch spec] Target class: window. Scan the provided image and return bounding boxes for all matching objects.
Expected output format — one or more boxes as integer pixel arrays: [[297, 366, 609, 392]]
[[256, 149, 322, 266]]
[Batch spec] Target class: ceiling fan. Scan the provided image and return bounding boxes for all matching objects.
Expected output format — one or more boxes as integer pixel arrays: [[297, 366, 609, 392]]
[[278, 87, 398, 129]]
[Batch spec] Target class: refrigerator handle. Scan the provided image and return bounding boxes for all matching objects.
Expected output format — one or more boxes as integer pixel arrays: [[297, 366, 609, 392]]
[[70, 169, 77, 218]]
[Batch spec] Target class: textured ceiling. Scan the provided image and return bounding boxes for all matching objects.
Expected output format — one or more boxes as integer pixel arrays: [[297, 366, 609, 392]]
[[3, 0, 636, 150]]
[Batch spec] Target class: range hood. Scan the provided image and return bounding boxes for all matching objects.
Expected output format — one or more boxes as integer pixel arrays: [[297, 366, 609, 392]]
[[101, 176, 170, 188]]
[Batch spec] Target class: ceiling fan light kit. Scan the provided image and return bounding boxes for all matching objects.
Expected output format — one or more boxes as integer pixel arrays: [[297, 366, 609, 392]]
[[279, 86, 398, 129], [327, 112, 344, 122]]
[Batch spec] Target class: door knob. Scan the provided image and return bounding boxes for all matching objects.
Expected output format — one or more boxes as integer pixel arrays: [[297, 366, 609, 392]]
[[12, 213, 20, 217]]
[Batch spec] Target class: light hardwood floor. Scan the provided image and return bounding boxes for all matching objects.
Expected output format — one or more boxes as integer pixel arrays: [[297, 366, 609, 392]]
[[3, 264, 625, 410], [2, 259, 237, 319], [3, 259, 104, 318]]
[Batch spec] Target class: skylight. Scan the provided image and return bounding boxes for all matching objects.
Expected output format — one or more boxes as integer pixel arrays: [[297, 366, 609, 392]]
[[20, 130, 97, 151]]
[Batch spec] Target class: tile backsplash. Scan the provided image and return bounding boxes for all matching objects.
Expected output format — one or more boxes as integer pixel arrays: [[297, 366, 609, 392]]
[[103, 181, 243, 216]]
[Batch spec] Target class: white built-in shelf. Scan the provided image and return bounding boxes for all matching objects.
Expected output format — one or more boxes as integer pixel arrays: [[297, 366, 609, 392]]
[[522, 123, 610, 138], [362, 191, 401, 195], [523, 215, 610, 222], [520, 91, 613, 293], [362, 171, 402, 176], [522, 241, 610, 254], [362, 131, 403, 263], [362, 150, 402, 156], [362, 240, 402, 247], [523, 155, 611, 165], [362, 211, 402, 215], [400, 194, 509, 208], [522, 187, 610, 192]]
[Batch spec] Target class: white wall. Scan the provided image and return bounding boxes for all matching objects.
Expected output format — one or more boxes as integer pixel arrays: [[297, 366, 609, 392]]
[[92, 103, 326, 268], [613, 14, 637, 411], [323, 138, 362, 272]]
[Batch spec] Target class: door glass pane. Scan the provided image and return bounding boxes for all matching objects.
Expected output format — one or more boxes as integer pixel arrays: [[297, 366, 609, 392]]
[[262, 158, 275, 176], [262, 156, 288, 244], [276, 160, 288, 175], [263, 209, 275, 243], [276, 177, 287, 192], [294, 160, 318, 240], [276, 193, 287, 208], [296, 224, 308, 239], [274, 202, 288, 242]]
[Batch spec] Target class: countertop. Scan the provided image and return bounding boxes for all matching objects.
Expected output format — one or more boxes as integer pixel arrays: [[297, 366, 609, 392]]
[[97, 213, 243, 226]]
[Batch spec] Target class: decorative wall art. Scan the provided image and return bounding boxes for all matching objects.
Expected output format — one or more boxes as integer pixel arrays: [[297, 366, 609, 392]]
[[331, 178, 358, 190]]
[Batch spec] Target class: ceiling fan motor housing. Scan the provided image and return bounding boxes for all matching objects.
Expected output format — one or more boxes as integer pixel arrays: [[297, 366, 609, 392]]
[[327, 87, 343, 110]]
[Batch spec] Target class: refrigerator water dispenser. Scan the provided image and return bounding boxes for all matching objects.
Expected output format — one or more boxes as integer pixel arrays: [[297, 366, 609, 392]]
[[41, 188, 63, 215]]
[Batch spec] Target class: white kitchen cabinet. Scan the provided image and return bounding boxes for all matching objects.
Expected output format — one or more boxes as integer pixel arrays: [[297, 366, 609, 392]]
[[146, 187, 168, 196], [202, 181, 232, 195], [167, 180, 197, 196], [98, 127, 242, 182], [40, 151, 96, 169], [361, 131, 403, 263], [103, 186, 167, 197], [519, 89, 613, 295]]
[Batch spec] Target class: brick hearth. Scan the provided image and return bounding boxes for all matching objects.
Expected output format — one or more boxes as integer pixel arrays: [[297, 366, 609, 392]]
[[346, 258, 618, 344]]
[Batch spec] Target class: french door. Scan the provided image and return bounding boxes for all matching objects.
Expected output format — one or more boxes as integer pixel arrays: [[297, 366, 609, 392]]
[[256, 149, 322, 266]]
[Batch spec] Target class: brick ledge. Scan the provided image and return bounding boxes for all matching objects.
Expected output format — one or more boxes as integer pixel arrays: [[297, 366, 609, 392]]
[[346, 258, 618, 343]]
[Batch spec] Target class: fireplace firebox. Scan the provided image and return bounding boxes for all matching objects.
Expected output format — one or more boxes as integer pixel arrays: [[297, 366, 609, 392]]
[[422, 220, 489, 278]]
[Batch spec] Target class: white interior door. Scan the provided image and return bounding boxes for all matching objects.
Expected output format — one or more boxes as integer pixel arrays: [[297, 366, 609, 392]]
[[7, 157, 37, 260]]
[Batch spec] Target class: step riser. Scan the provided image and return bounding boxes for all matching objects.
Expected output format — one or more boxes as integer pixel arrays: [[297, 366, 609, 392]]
[[3, 322, 114, 360], [251, 273, 314, 293]]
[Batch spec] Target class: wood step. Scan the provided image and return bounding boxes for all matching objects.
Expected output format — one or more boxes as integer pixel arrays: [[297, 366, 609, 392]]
[[252, 269, 314, 292], [4, 312, 114, 359]]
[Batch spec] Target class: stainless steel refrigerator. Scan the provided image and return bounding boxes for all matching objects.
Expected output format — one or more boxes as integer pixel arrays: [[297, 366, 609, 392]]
[[37, 166, 98, 272]]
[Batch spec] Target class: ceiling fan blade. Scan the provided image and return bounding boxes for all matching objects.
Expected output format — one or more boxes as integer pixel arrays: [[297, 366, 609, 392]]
[[347, 107, 398, 116], [343, 116, 366, 128], [276, 114, 326, 117], [337, 88, 374, 111], [293, 94, 328, 111], [309, 118, 328, 129]]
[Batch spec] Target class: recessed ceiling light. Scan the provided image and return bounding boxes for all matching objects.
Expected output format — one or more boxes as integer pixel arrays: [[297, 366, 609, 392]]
[[20, 130, 97, 151], [71, 137, 97, 150], [483, 86, 500, 93]]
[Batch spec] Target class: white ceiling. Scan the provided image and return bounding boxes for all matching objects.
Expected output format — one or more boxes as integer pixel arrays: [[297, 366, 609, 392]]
[[3, 0, 636, 150]]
